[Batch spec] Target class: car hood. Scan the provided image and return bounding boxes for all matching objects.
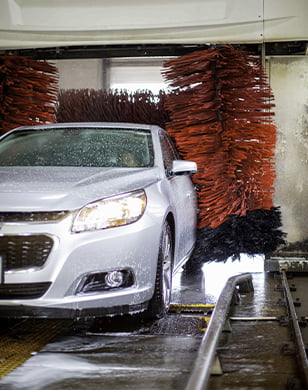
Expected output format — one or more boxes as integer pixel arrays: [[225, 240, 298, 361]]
[[0, 166, 161, 211]]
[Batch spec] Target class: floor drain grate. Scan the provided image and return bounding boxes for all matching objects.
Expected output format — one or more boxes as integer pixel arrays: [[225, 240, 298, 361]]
[[0, 319, 71, 379]]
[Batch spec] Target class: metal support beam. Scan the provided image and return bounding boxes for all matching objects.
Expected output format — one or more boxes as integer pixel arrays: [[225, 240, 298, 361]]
[[102, 58, 111, 90], [4, 42, 307, 61]]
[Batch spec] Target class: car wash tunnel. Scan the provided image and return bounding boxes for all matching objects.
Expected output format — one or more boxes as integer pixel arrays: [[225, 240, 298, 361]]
[[1, 0, 308, 389]]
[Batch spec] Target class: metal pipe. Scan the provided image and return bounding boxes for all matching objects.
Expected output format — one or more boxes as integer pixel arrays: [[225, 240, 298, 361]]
[[185, 272, 253, 390], [101, 58, 111, 90]]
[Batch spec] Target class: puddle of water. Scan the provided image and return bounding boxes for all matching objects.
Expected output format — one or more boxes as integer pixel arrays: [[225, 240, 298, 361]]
[[202, 254, 264, 299], [172, 254, 264, 304]]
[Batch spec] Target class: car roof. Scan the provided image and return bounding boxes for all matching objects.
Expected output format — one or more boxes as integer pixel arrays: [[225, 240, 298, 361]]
[[11, 122, 164, 133]]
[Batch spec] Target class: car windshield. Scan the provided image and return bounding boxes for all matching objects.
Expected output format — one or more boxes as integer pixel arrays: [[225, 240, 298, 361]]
[[0, 127, 154, 168]]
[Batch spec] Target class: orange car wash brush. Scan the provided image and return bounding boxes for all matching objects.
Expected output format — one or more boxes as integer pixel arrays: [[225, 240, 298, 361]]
[[163, 46, 285, 263], [0, 55, 58, 135]]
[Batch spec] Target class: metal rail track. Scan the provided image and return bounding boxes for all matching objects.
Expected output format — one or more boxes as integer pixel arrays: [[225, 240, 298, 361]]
[[281, 270, 308, 388], [184, 258, 308, 390], [185, 272, 254, 390]]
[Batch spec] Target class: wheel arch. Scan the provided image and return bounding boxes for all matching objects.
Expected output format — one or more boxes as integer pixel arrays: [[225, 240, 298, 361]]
[[166, 212, 176, 261]]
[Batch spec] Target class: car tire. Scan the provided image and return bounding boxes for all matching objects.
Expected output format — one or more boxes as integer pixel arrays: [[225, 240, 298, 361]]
[[146, 221, 173, 319]]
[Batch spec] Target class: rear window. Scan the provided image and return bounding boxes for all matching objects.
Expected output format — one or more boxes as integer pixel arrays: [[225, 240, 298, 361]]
[[0, 127, 154, 168]]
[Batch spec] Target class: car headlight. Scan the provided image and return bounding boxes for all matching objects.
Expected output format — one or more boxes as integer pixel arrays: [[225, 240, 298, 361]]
[[72, 189, 147, 233]]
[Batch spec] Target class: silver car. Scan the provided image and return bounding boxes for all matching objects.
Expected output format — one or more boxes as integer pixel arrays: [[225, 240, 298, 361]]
[[0, 122, 197, 319]]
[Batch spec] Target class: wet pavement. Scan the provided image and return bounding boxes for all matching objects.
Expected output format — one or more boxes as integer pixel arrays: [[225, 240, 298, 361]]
[[0, 256, 304, 389], [208, 271, 299, 389], [0, 259, 212, 390]]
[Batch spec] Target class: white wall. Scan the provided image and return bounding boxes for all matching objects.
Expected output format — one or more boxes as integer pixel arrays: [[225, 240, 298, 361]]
[[269, 57, 308, 242], [110, 64, 165, 93], [51, 59, 102, 90], [52, 58, 167, 92]]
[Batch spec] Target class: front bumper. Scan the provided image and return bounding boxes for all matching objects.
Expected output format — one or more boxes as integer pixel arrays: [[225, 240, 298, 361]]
[[0, 302, 149, 319], [0, 211, 162, 318]]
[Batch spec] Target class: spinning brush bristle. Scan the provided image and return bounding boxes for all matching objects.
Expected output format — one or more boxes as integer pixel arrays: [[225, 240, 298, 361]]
[[162, 47, 285, 263], [0, 55, 58, 135], [163, 46, 277, 230], [56, 89, 169, 129]]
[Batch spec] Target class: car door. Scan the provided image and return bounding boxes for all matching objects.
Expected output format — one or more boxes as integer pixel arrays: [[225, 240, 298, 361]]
[[159, 131, 197, 267]]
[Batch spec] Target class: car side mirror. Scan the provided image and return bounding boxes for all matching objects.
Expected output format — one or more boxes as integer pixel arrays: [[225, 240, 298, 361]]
[[170, 160, 197, 176]]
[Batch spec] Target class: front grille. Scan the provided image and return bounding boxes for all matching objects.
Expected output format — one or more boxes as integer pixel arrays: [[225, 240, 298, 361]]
[[0, 211, 69, 223], [0, 235, 54, 270], [0, 282, 51, 299]]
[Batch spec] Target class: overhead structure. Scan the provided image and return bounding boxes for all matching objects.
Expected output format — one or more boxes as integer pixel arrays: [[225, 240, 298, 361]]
[[0, 0, 307, 51]]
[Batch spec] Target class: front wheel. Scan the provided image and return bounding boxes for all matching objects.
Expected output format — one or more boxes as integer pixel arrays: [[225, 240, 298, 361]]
[[146, 221, 173, 319]]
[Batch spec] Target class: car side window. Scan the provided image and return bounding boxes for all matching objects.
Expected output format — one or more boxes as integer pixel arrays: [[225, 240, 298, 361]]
[[159, 132, 179, 173]]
